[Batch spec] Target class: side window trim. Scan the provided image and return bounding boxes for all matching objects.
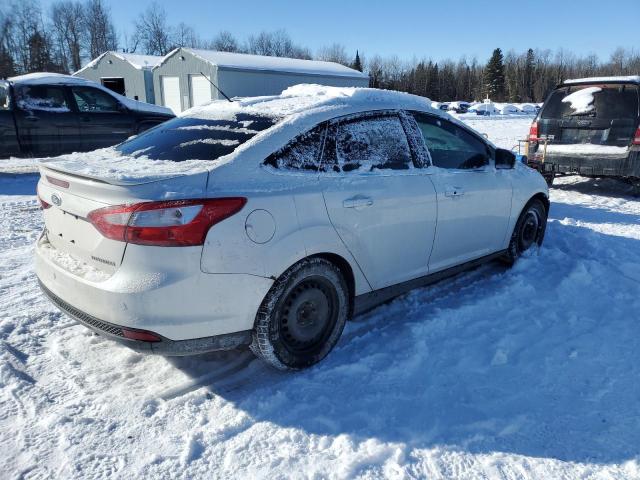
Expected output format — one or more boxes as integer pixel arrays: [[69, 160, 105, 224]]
[[399, 110, 430, 168]]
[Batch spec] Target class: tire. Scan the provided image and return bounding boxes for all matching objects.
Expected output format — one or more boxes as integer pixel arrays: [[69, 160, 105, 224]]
[[250, 257, 349, 370], [503, 198, 548, 265]]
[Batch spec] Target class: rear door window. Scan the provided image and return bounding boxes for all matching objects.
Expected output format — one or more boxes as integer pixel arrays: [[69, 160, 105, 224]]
[[332, 114, 413, 172], [15, 85, 70, 112], [264, 124, 326, 171], [116, 114, 276, 162], [412, 113, 490, 169], [541, 84, 639, 120], [71, 86, 120, 112]]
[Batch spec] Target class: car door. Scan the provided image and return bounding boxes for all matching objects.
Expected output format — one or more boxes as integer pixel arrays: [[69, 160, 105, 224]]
[[69, 85, 135, 150], [12, 84, 80, 156], [320, 112, 438, 290], [411, 112, 512, 272]]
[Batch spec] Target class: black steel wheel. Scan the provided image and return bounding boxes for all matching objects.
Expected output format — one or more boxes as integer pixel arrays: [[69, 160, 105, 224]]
[[251, 258, 349, 370], [503, 198, 548, 265]]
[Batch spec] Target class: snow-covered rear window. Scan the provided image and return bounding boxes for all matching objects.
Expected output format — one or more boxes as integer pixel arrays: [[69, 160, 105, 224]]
[[15, 85, 70, 112], [331, 115, 413, 172], [264, 124, 326, 171], [541, 84, 639, 120], [115, 114, 276, 162], [0, 82, 9, 110]]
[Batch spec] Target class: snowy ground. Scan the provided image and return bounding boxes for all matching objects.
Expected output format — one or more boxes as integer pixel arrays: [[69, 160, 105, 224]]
[[2, 116, 640, 479]]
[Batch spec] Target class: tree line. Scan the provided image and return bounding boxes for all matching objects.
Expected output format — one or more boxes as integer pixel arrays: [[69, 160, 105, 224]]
[[1, 0, 639, 103]]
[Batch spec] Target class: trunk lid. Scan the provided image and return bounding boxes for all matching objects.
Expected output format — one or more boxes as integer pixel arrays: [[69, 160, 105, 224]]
[[38, 163, 208, 276], [539, 83, 639, 148]]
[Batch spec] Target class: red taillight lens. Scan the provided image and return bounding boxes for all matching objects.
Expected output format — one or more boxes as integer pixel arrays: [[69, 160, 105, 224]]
[[122, 328, 161, 342], [87, 198, 246, 247], [38, 193, 52, 209], [529, 121, 539, 141], [633, 126, 640, 145]]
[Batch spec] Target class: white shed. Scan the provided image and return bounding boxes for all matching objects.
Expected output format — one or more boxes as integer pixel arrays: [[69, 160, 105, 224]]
[[152, 48, 370, 113], [73, 52, 162, 104]]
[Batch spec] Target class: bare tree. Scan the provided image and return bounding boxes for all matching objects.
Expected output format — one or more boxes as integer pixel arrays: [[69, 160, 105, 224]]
[[246, 30, 310, 59], [174, 22, 200, 49], [209, 30, 240, 52], [50, 0, 84, 71], [132, 2, 172, 55], [0, 5, 16, 77], [316, 43, 349, 65], [84, 0, 117, 58]]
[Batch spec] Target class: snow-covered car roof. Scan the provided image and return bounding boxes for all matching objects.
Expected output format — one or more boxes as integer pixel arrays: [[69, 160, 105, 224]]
[[564, 75, 640, 85], [75, 52, 162, 74], [8, 72, 173, 116], [162, 48, 369, 79], [183, 84, 442, 126]]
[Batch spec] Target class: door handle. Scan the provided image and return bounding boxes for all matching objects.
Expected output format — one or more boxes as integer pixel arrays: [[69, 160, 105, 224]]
[[80, 115, 91, 122], [25, 116, 39, 122], [343, 195, 374, 208], [444, 187, 464, 197]]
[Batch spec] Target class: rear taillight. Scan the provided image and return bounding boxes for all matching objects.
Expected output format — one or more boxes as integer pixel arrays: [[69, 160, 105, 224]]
[[529, 121, 539, 141], [38, 194, 51, 209], [633, 126, 640, 145], [87, 198, 246, 247]]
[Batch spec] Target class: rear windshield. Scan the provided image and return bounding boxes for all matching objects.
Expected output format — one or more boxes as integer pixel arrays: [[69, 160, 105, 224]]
[[541, 83, 639, 120], [116, 113, 277, 162]]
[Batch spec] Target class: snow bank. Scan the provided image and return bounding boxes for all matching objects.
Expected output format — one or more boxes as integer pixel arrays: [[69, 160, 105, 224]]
[[3, 116, 640, 479], [561, 87, 601, 115]]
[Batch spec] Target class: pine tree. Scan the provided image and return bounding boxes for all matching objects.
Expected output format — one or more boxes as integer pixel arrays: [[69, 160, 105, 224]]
[[483, 48, 506, 101], [351, 50, 362, 72], [524, 48, 535, 101]]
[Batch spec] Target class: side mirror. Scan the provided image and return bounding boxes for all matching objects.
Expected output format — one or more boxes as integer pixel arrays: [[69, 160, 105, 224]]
[[117, 103, 128, 113], [495, 148, 516, 169]]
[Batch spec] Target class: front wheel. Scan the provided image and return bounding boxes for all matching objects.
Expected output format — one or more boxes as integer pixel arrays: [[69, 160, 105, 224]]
[[503, 199, 548, 265], [250, 258, 349, 370]]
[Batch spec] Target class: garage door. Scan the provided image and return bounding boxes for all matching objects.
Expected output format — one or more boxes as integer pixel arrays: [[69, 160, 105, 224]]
[[161, 76, 181, 113], [190, 75, 212, 108]]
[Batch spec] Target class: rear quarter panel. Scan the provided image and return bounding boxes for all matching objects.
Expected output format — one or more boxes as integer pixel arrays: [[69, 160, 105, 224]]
[[200, 168, 371, 295]]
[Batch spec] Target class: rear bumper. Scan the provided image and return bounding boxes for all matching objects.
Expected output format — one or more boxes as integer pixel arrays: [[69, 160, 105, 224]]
[[39, 279, 252, 355], [35, 233, 274, 345], [527, 146, 640, 177]]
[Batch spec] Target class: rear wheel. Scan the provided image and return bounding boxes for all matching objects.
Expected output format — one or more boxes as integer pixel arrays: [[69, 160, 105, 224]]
[[250, 258, 349, 370], [503, 199, 547, 265]]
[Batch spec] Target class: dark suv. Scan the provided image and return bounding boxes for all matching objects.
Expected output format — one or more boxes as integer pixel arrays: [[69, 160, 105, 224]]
[[0, 73, 174, 158], [527, 76, 640, 186]]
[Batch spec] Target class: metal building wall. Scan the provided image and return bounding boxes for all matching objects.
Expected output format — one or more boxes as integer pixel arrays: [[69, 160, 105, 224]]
[[74, 53, 151, 102], [152, 49, 218, 112], [217, 68, 369, 98]]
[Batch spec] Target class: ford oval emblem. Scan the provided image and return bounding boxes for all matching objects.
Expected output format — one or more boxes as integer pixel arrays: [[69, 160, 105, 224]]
[[51, 193, 62, 206]]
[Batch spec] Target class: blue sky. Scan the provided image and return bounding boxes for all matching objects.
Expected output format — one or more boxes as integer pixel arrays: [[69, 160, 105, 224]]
[[43, 0, 640, 62]]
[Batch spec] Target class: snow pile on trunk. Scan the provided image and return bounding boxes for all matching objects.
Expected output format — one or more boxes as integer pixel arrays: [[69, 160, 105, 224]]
[[42, 147, 211, 185], [561, 87, 601, 115]]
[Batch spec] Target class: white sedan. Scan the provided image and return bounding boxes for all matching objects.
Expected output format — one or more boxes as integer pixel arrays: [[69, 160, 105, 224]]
[[35, 85, 549, 369]]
